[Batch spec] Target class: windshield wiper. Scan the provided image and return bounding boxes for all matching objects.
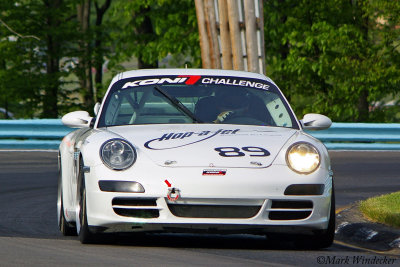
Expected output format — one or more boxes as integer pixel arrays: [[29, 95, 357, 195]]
[[154, 86, 203, 123]]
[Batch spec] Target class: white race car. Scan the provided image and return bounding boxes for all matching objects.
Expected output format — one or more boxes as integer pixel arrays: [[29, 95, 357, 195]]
[[58, 69, 334, 248]]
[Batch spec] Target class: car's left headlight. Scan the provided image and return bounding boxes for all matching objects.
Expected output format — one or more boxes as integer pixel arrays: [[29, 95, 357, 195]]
[[286, 142, 320, 174], [100, 139, 136, 170]]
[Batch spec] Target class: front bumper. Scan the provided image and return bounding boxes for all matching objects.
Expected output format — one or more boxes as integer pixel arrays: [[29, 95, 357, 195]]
[[84, 163, 333, 235]]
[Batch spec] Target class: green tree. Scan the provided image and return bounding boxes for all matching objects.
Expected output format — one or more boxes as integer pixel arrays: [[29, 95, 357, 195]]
[[75, 0, 113, 111], [108, 0, 200, 73], [71, 0, 201, 108], [0, 0, 201, 117], [0, 0, 78, 118], [264, 0, 400, 122]]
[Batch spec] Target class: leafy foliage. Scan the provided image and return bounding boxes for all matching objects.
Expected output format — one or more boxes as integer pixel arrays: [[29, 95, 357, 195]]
[[107, 0, 200, 70], [0, 0, 79, 118], [0, 0, 199, 118], [264, 0, 400, 122]]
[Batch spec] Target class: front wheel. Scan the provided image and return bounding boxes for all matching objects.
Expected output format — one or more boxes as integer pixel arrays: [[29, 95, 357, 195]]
[[77, 159, 97, 244], [78, 184, 97, 244], [57, 160, 77, 236], [59, 195, 77, 236]]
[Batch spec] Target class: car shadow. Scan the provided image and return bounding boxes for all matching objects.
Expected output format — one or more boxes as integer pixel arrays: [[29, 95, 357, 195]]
[[82, 232, 334, 251]]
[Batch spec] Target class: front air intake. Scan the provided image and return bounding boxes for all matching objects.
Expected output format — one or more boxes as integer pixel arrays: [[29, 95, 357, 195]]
[[167, 204, 261, 219], [112, 197, 159, 218], [268, 200, 313, 220]]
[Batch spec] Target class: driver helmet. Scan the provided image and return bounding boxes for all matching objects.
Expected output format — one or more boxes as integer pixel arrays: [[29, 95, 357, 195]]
[[216, 89, 250, 113]]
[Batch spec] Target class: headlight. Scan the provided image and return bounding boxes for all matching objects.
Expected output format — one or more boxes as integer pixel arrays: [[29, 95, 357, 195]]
[[100, 139, 136, 170], [286, 142, 320, 174]]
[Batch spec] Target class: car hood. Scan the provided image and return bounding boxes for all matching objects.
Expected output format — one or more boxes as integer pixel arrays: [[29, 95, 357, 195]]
[[107, 124, 297, 168]]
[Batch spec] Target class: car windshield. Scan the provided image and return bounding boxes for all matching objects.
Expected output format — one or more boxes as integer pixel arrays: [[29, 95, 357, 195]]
[[97, 75, 299, 129]]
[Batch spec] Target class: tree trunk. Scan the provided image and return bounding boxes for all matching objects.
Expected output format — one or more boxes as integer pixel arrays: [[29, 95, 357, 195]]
[[94, 0, 112, 100], [257, 0, 265, 74], [195, 0, 211, 68], [227, 0, 244, 70], [0, 59, 9, 119], [204, 0, 220, 69], [42, 0, 62, 118], [218, 0, 233, 69], [357, 89, 369, 122], [77, 0, 94, 110], [244, 0, 259, 73]]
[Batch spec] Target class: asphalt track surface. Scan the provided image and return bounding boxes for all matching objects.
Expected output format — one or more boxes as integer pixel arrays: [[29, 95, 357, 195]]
[[0, 151, 399, 266]]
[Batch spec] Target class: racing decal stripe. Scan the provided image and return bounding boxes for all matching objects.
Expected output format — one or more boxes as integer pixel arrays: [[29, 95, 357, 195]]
[[178, 75, 201, 85]]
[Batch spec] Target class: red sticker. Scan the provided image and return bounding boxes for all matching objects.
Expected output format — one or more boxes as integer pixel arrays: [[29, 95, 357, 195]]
[[178, 75, 201, 85], [202, 169, 227, 176]]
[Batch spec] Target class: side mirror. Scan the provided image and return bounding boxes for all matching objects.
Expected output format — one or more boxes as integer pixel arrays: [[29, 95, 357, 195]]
[[94, 102, 101, 116], [301, 113, 332, 130], [62, 111, 93, 128]]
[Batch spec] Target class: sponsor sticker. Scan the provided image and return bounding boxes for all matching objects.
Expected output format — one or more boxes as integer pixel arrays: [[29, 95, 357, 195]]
[[202, 169, 227, 176], [121, 75, 271, 90], [122, 77, 188, 89], [201, 77, 270, 90], [144, 128, 240, 150]]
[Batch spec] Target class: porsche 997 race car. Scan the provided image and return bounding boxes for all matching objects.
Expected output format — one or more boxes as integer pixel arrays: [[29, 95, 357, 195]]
[[58, 69, 334, 248]]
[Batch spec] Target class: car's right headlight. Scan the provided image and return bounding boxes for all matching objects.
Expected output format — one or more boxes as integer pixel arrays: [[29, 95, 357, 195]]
[[100, 139, 136, 170], [286, 142, 320, 174]]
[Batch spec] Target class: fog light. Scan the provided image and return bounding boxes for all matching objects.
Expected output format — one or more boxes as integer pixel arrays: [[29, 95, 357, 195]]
[[99, 181, 145, 193]]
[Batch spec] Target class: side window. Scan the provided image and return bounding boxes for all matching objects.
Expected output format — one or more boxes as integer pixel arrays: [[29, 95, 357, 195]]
[[104, 93, 121, 125], [265, 94, 293, 127]]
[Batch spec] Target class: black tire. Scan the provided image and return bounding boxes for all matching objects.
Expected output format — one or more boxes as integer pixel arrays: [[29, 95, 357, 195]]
[[58, 158, 77, 236], [59, 196, 77, 236], [77, 158, 98, 244], [78, 179, 97, 244]]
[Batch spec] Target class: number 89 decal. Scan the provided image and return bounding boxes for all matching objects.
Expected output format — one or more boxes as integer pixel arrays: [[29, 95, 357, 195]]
[[214, 146, 270, 157]]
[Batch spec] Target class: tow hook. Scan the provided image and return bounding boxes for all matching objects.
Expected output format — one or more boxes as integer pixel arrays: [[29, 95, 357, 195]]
[[167, 187, 181, 202]]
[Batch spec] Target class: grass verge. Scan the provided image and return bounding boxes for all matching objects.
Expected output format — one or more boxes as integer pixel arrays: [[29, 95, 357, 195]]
[[359, 191, 400, 228]]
